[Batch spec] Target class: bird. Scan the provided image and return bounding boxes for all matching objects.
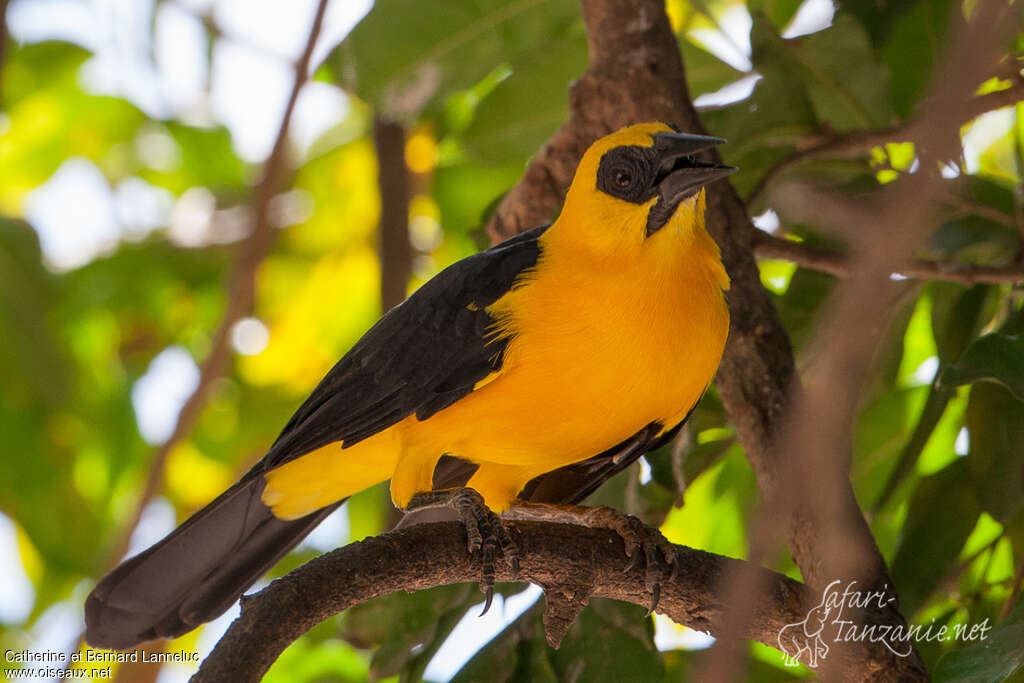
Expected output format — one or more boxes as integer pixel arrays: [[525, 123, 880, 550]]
[[85, 122, 735, 651]]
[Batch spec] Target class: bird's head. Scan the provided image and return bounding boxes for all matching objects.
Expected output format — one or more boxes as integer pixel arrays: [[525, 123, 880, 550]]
[[556, 122, 735, 257]]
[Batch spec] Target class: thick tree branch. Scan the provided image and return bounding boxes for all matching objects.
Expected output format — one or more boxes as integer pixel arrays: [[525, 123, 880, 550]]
[[752, 229, 1024, 284], [745, 77, 1024, 205], [192, 522, 818, 683], [100, 0, 330, 572]]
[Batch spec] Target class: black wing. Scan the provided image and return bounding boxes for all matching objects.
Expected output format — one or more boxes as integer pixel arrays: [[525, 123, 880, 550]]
[[522, 419, 686, 504], [85, 225, 547, 650], [258, 224, 547, 472]]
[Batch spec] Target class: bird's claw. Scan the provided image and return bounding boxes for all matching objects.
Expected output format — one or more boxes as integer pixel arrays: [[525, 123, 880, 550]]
[[585, 507, 678, 615], [449, 488, 518, 614]]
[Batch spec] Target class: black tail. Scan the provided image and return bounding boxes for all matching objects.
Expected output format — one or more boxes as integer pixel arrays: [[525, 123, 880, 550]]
[[85, 477, 340, 650]]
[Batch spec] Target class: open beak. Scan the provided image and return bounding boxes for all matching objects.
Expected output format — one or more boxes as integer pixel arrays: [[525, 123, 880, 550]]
[[646, 132, 736, 236]]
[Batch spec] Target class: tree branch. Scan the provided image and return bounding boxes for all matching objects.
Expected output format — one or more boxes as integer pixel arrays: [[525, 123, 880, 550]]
[[752, 229, 1024, 284], [373, 115, 413, 312], [191, 521, 818, 683], [745, 77, 1024, 206], [100, 0, 330, 572]]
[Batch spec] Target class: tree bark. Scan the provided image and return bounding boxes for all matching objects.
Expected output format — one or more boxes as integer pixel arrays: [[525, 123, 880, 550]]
[[191, 522, 816, 683]]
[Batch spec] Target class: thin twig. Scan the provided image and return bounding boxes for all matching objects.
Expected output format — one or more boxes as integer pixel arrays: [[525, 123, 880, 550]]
[[745, 79, 1024, 206], [100, 0, 331, 571], [752, 230, 1024, 284]]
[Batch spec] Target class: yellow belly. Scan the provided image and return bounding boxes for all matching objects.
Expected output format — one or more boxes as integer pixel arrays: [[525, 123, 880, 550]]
[[392, 252, 728, 508]]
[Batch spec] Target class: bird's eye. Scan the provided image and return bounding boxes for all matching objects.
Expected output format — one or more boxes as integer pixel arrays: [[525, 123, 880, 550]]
[[596, 146, 655, 203]]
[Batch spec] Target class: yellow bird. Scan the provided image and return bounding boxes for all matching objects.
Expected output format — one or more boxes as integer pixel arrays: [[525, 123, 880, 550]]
[[85, 122, 733, 650]]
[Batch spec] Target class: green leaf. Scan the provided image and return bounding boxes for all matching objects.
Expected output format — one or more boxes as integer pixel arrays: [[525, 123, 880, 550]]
[[264, 637, 373, 683], [1, 52, 146, 206], [926, 178, 1019, 264], [334, 0, 579, 118], [547, 599, 663, 682], [941, 334, 1024, 401], [2, 41, 93, 110], [793, 14, 892, 130], [874, 284, 993, 510], [461, 24, 588, 164], [932, 598, 1024, 683], [341, 584, 474, 677], [847, 1, 957, 118], [140, 122, 247, 194], [872, 385, 952, 513], [702, 15, 818, 193], [930, 284, 993, 364], [433, 160, 525, 236], [0, 217, 70, 406], [964, 383, 1024, 524], [890, 459, 981, 617], [679, 38, 745, 98], [853, 387, 919, 506], [744, 0, 804, 32], [745, 12, 890, 131], [680, 438, 734, 491], [772, 265, 836, 354]]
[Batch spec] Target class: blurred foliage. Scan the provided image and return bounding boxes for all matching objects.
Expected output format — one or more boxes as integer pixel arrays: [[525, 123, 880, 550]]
[[1, 0, 1024, 680]]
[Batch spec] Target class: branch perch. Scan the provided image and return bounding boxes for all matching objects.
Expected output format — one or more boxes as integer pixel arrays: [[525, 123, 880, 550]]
[[191, 521, 818, 683]]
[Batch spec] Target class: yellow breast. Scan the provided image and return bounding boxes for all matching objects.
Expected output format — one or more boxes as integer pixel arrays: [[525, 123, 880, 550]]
[[412, 192, 730, 471]]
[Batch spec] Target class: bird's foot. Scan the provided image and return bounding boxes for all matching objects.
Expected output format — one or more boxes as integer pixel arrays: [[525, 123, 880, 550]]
[[582, 506, 678, 614], [504, 501, 677, 614], [406, 488, 518, 614]]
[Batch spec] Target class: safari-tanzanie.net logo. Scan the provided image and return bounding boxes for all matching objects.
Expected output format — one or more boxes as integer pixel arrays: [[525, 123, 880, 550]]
[[778, 579, 992, 668]]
